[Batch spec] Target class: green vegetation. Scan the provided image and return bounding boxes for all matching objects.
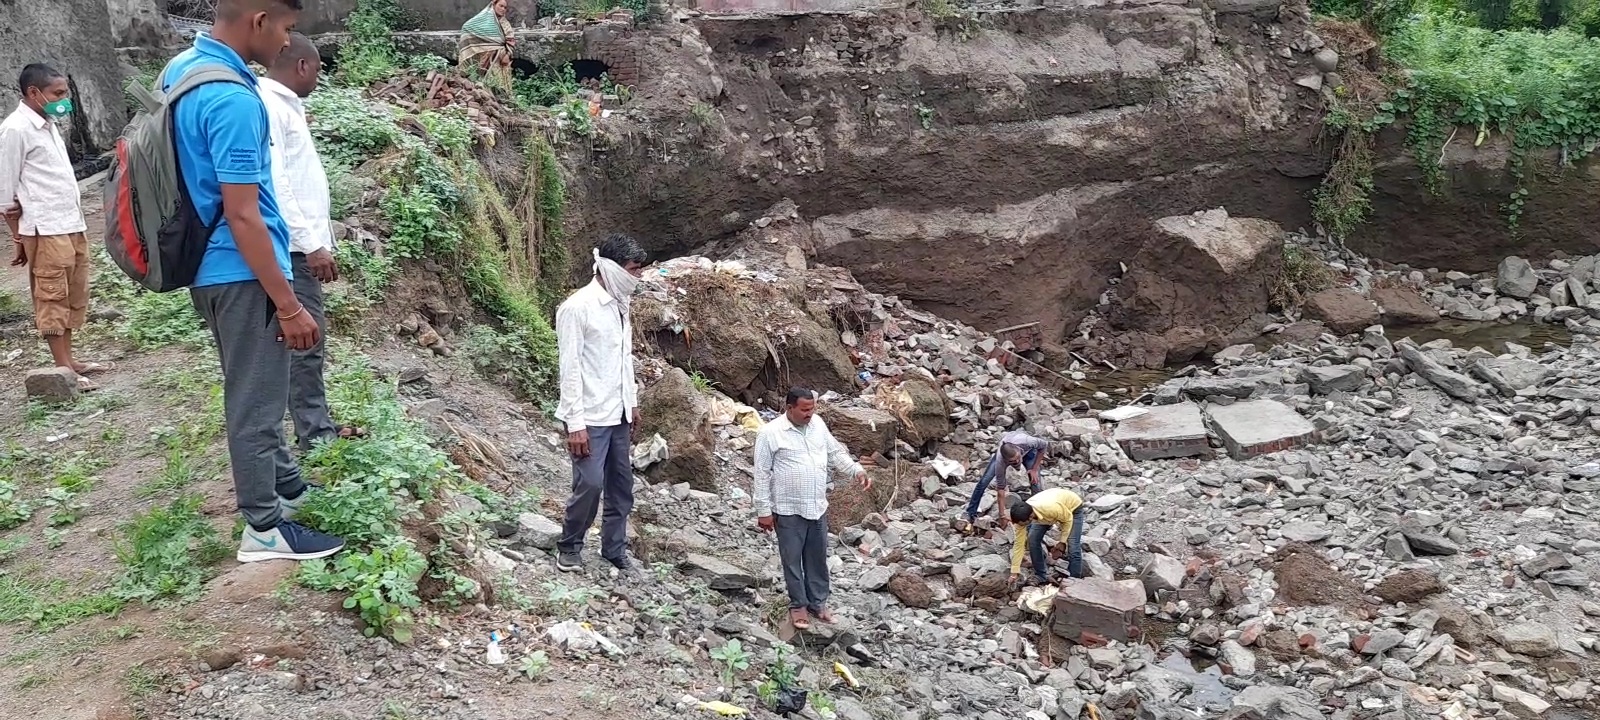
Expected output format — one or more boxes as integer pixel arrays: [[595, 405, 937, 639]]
[[339, 0, 405, 85], [710, 638, 751, 690], [1272, 245, 1338, 310], [538, 0, 652, 21], [113, 494, 230, 604], [287, 352, 515, 641], [1310, 0, 1600, 234]]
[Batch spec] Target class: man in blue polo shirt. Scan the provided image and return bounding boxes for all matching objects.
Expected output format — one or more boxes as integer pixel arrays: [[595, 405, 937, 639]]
[[164, 0, 343, 563]]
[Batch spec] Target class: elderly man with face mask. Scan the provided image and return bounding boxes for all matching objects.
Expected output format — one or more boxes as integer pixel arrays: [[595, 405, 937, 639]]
[[1, 63, 110, 390], [554, 233, 649, 577]]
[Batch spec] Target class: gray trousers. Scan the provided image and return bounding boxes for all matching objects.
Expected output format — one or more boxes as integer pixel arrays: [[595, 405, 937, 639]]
[[558, 421, 634, 562], [775, 514, 830, 611], [191, 279, 305, 530], [289, 252, 336, 451]]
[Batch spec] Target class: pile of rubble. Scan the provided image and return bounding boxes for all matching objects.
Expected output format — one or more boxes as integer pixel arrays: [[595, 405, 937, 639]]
[[605, 206, 1600, 720]]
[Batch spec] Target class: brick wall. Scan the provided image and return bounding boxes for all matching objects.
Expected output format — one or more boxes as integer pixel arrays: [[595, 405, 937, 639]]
[[582, 21, 642, 86]]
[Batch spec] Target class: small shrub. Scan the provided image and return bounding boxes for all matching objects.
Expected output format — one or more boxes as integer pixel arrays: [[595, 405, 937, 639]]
[[1271, 245, 1336, 310], [307, 86, 400, 166], [299, 537, 427, 642]]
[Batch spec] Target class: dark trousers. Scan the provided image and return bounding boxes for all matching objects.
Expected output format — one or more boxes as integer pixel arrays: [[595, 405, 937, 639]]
[[289, 252, 336, 451], [965, 448, 1041, 519], [775, 513, 830, 611], [558, 421, 634, 562], [191, 280, 306, 530], [1026, 506, 1086, 582]]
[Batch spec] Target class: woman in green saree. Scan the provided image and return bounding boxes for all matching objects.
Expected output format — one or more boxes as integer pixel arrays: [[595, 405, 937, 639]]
[[459, 0, 516, 84]]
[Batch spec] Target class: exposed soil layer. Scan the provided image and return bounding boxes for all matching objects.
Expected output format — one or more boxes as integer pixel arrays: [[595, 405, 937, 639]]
[[1350, 128, 1600, 272], [567, 3, 1328, 351]]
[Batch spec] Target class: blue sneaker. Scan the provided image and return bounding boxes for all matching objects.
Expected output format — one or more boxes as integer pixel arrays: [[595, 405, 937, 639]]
[[279, 485, 321, 521], [237, 520, 346, 563]]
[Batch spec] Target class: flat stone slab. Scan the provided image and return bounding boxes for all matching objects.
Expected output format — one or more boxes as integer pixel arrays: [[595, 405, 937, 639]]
[[1204, 399, 1316, 460], [1113, 402, 1209, 461]]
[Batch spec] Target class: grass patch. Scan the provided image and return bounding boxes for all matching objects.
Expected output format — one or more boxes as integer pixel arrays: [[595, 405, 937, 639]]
[[0, 575, 124, 631]]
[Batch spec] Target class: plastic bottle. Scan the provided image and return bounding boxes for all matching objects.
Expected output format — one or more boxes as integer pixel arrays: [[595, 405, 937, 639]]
[[485, 630, 506, 665]]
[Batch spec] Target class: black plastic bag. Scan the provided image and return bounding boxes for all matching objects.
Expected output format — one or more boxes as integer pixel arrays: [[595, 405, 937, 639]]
[[774, 685, 808, 716]]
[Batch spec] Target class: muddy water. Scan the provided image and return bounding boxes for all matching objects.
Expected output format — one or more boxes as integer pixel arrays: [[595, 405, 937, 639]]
[[1156, 652, 1236, 710], [1057, 320, 1574, 408]]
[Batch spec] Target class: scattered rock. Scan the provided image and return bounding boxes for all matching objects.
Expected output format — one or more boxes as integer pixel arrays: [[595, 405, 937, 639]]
[[23, 367, 79, 404], [886, 572, 933, 608], [1372, 569, 1446, 604], [680, 553, 758, 590], [1496, 256, 1538, 298], [1303, 288, 1380, 335], [1372, 286, 1440, 324], [1495, 622, 1559, 657], [514, 513, 562, 551]]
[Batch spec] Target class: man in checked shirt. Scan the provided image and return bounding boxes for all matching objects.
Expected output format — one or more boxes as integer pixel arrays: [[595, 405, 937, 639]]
[[754, 388, 872, 630]]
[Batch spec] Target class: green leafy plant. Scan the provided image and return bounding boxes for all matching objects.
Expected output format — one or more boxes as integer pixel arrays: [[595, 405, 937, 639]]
[[339, 0, 403, 85], [418, 108, 475, 154], [541, 580, 597, 613], [709, 639, 751, 690], [39, 487, 85, 526], [43, 528, 66, 550], [518, 650, 551, 680], [513, 64, 582, 109], [113, 494, 229, 604], [756, 645, 800, 709], [0, 479, 34, 530], [300, 537, 427, 642], [916, 104, 934, 129], [307, 86, 401, 167], [0, 536, 26, 562]]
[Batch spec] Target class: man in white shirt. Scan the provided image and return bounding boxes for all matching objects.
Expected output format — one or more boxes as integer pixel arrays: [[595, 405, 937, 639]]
[[1, 63, 109, 389], [260, 34, 363, 453], [753, 388, 871, 630], [554, 233, 647, 575]]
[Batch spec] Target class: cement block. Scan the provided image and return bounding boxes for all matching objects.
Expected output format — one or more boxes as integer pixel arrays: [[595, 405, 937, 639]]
[[1112, 402, 1209, 461], [1051, 578, 1146, 642], [1204, 399, 1316, 460]]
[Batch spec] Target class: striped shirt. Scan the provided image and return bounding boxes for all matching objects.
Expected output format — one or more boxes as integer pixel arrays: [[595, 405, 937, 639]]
[[753, 414, 865, 521]]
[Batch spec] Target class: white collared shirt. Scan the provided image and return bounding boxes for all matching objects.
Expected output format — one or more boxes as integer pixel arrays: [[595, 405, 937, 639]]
[[554, 279, 638, 433], [258, 78, 333, 255], [0, 103, 86, 237], [753, 414, 865, 521]]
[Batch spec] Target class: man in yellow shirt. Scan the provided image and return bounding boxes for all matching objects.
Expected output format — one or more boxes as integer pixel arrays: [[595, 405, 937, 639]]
[[1008, 487, 1086, 586]]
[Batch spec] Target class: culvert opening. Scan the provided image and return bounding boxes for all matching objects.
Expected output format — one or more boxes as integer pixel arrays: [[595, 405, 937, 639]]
[[572, 58, 611, 84], [511, 58, 539, 79]]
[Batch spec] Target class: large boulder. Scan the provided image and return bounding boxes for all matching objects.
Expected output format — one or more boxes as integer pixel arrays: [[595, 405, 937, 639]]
[[636, 367, 718, 491], [1496, 256, 1538, 299], [1372, 286, 1440, 325], [827, 459, 921, 528], [0, 0, 127, 151], [1303, 288, 1380, 335], [890, 374, 954, 449], [818, 404, 898, 457], [634, 268, 858, 406], [1103, 209, 1284, 366]]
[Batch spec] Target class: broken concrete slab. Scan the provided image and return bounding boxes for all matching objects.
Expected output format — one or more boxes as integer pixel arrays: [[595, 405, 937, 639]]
[[1051, 577, 1146, 643], [1113, 402, 1210, 461], [1203, 399, 1316, 460], [1057, 417, 1101, 439]]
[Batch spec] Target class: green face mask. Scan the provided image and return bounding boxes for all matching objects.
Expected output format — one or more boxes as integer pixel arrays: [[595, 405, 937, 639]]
[[41, 98, 73, 118]]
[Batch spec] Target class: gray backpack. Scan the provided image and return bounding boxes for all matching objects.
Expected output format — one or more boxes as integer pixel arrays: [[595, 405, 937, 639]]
[[103, 63, 248, 292]]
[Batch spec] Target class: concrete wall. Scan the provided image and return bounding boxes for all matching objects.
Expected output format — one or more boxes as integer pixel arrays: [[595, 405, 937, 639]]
[[687, 0, 887, 13], [297, 0, 538, 34], [0, 0, 129, 155]]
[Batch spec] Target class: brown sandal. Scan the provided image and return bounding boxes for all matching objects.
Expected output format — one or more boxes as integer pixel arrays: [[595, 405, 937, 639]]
[[789, 608, 811, 630]]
